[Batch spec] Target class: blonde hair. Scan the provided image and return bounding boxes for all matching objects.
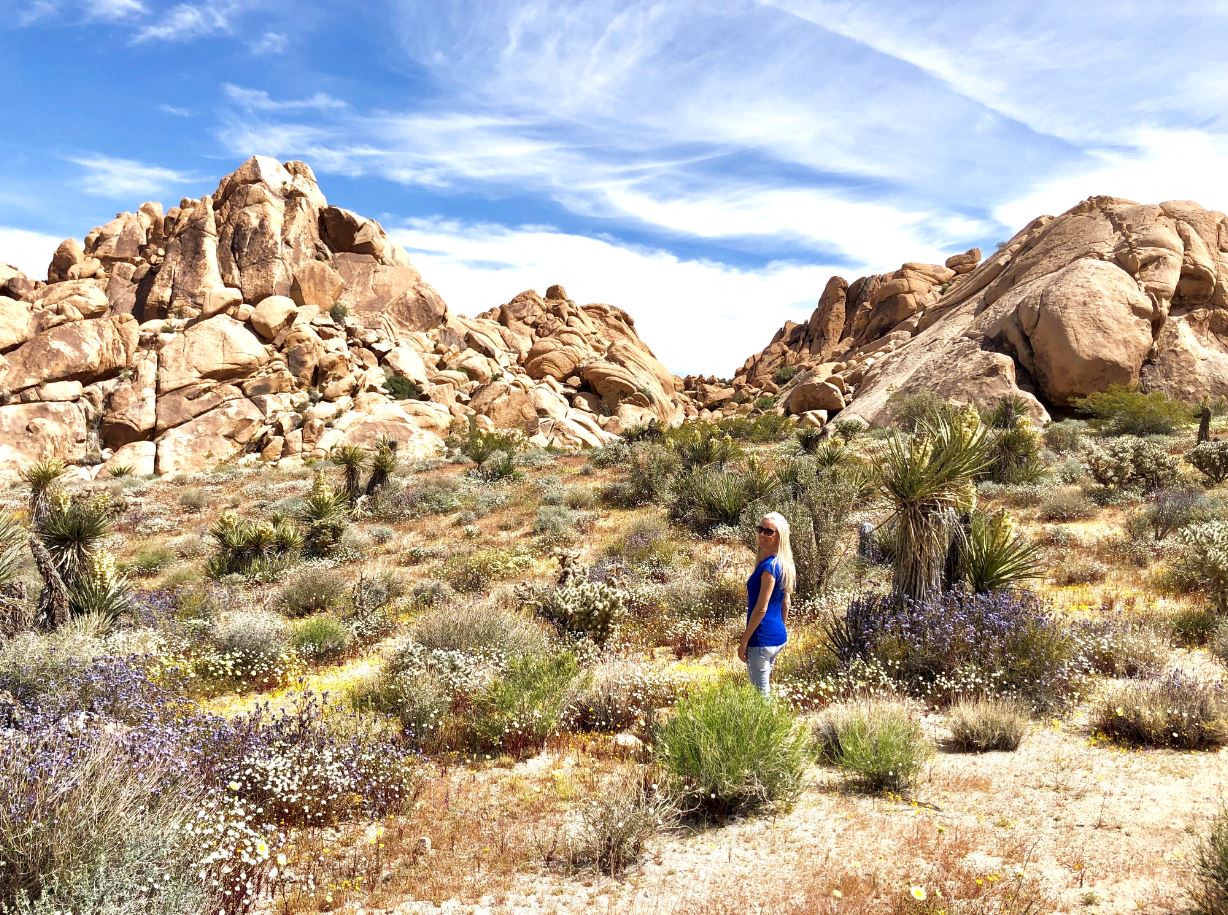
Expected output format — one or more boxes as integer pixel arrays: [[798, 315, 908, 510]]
[[759, 511, 796, 594]]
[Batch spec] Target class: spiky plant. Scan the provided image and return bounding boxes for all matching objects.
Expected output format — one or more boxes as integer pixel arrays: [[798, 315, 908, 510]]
[[67, 549, 132, 624], [0, 514, 25, 591], [36, 493, 112, 585], [299, 473, 348, 557], [329, 445, 368, 504], [960, 510, 1042, 593], [878, 418, 990, 601], [365, 440, 399, 496], [19, 459, 66, 529]]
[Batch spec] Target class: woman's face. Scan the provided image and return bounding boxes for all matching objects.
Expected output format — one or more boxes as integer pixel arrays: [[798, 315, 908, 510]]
[[756, 517, 779, 548]]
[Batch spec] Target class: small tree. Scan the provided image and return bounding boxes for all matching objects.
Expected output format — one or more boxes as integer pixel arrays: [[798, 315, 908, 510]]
[[19, 459, 66, 530]]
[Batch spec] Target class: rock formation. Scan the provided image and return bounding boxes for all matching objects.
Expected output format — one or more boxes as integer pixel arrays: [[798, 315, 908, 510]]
[[721, 196, 1228, 426], [0, 156, 691, 480]]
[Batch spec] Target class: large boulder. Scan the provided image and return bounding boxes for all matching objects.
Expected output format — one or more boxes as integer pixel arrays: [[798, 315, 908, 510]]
[[157, 315, 269, 393], [0, 314, 138, 394], [155, 396, 264, 475]]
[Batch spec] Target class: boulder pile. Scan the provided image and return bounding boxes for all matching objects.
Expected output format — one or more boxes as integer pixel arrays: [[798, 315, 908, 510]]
[[0, 157, 693, 479], [725, 196, 1228, 426]]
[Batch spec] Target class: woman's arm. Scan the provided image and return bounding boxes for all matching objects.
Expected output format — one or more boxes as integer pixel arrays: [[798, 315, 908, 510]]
[[738, 570, 775, 662], [781, 590, 791, 627]]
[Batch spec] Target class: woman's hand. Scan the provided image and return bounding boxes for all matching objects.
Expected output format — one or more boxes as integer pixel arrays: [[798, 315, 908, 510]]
[[737, 640, 748, 663]]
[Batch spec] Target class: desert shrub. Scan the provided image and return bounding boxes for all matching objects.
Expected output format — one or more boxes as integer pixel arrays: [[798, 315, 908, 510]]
[[1037, 487, 1096, 522], [978, 481, 1044, 508], [1168, 521, 1228, 612], [563, 484, 598, 510], [1136, 486, 1214, 540], [329, 302, 348, 323], [224, 698, 417, 827], [604, 443, 681, 508], [402, 476, 464, 517], [945, 697, 1028, 752], [274, 564, 348, 616], [1191, 805, 1228, 915], [349, 665, 452, 750], [1073, 615, 1171, 678], [472, 449, 520, 482], [1188, 441, 1228, 487], [772, 629, 841, 707], [563, 775, 676, 877], [1052, 560, 1108, 586], [1212, 618, 1228, 666], [889, 391, 961, 433], [523, 579, 628, 645], [441, 547, 531, 592], [177, 488, 208, 513], [383, 373, 423, 401], [1093, 671, 1227, 749], [199, 609, 296, 689], [291, 615, 353, 663], [665, 423, 742, 467], [1053, 456, 1089, 484], [297, 473, 349, 557], [603, 516, 679, 570], [411, 600, 551, 658], [832, 415, 869, 442], [1044, 419, 1089, 454], [534, 504, 588, 541], [828, 590, 1077, 708], [669, 463, 778, 533], [654, 680, 810, 819], [795, 425, 827, 454], [122, 545, 176, 577], [1084, 437, 1181, 492], [467, 652, 582, 755], [1171, 605, 1218, 647], [453, 421, 524, 464], [814, 700, 931, 791], [660, 567, 746, 624], [565, 660, 676, 732], [205, 512, 302, 578], [773, 364, 799, 385], [984, 397, 1045, 484], [1074, 385, 1190, 436], [717, 411, 793, 443]]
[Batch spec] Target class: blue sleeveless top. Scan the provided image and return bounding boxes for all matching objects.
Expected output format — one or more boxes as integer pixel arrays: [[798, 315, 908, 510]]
[[746, 555, 788, 648]]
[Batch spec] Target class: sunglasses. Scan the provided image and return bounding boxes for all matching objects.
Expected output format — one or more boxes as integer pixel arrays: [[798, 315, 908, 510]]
[[756, 526, 777, 536]]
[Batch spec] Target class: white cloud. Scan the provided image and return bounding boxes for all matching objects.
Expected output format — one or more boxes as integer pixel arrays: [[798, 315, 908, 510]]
[[0, 227, 65, 281], [158, 104, 192, 117], [251, 31, 287, 54], [390, 218, 841, 375], [223, 83, 345, 112], [134, 3, 230, 42], [67, 154, 200, 200], [92, 0, 146, 18]]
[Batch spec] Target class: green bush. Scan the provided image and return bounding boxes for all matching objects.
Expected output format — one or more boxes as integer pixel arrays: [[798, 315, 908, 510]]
[[1168, 521, 1228, 612], [200, 609, 296, 689], [773, 364, 799, 385], [472, 450, 520, 482], [1170, 605, 1218, 647], [983, 397, 1045, 484], [716, 412, 794, 443], [1211, 617, 1228, 666], [1037, 487, 1096, 522], [177, 488, 208, 513], [1136, 487, 1214, 540], [1085, 437, 1180, 492], [453, 421, 524, 464], [669, 463, 777, 533], [122, 546, 176, 577], [1191, 805, 1228, 915], [602, 516, 679, 570], [1074, 385, 1190, 436], [654, 681, 810, 819], [1093, 672, 1227, 749], [441, 547, 531, 592], [945, 697, 1028, 752], [1043, 419, 1089, 454], [815, 700, 931, 792], [275, 565, 348, 616], [831, 416, 869, 442], [467, 652, 582, 756], [888, 391, 961, 433], [1188, 441, 1228, 487], [204, 512, 302, 578], [348, 667, 452, 750], [664, 423, 742, 467], [604, 443, 682, 508], [329, 302, 348, 323], [297, 473, 349, 558], [383, 374, 423, 401], [959, 510, 1042, 594], [534, 505, 587, 541], [291, 615, 353, 663]]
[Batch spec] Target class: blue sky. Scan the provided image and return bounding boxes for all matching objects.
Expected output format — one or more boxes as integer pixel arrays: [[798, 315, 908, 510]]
[[3, 0, 1228, 374]]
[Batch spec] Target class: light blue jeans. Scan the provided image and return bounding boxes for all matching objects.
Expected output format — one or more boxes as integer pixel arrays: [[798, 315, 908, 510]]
[[746, 644, 784, 696]]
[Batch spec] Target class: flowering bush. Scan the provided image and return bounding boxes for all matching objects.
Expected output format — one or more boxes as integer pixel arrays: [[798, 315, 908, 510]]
[[1093, 671, 1227, 749], [1069, 614, 1170, 678], [565, 659, 676, 732], [442, 547, 532, 592], [197, 610, 299, 690], [827, 591, 1079, 708], [466, 652, 583, 756]]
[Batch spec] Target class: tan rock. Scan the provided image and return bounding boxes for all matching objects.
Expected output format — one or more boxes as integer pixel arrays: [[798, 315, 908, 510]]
[[1, 314, 138, 393], [945, 248, 981, 274], [156, 382, 245, 432], [155, 396, 264, 475], [250, 294, 298, 340], [291, 260, 345, 309], [0, 402, 89, 477], [0, 297, 33, 350], [157, 315, 269, 392], [105, 440, 156, 477], [48, 238, 84, 283], [469, 380, 538, 431], [784, 379, 845, 414]]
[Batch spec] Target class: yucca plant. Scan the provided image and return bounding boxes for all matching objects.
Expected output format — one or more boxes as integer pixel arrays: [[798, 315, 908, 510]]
[[36, 494, 112, 584], [299, 473, 349, 557], [879, 418, 990, 601], [20, 459, 66, 529], [67, 550, 132, 624], [795, 426, 826, 455], [0, 514, 25, 591], [365, 439, 399, 496], [329, 444, 368, 505], [959, 510, 1042, 593], [206, 512, 303, 577]]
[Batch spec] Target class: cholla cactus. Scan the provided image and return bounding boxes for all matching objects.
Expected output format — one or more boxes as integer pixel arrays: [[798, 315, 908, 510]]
[[1086, 438, 1180, 491], [527, 580, 629, 645], [1173, 521, 1228, 613], [1187, 441, 1228, 486]]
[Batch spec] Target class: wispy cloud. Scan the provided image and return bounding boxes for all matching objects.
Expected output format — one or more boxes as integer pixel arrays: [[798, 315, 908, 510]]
[[0, 227, 68, 281], [391, 217, 838, 375], [92, 0, 146, 18], [158, 104, 192, 117], [222, 83, 345, 112], [250, 31, 287, 54], [66, 154, 201, 199], [134, 3, 231, 42]]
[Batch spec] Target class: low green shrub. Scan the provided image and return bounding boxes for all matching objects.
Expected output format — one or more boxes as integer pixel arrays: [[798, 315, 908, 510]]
[[121, 546, 176, 578], [773, 364, 799, 385], [1191, 805, 1228, 915], [1170, 605, 1218, 647], [1037, 487, 1096, 522], [1211, 617, 1228, 666], [204, 512, 303, 578], [1084, 437, 1181, 492], [815, 700, 931, 792], [1136, 487, 1215, 540], [654, 681, 810, 819], [453, 421, 524, 464], [383, 374, 423, 401], [888, 391, 961, 433], [472, 450, 520, 482], [669, 463, 778, 533], [603, 443, 681, 508], [297, 473, 349, 558], [467, 652, 582, 756], [1093, 671, 1227, 749], [177, 488, 208, 513], [411, 600, 551, 658], [664, 423, 742, 467], [1052, 560, 1108, 586], [1043, 419, 1089, 454], [441, 547, 531, 592], [1074, 385, 1191, 436], [945, 697, 1028, 752], [348, 667, 453, 750], [291, 615, 353, 663], [603, 516, 679, 570]]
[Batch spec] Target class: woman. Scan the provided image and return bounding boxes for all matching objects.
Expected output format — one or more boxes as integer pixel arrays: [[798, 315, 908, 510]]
[[738, 511, 795, 696]]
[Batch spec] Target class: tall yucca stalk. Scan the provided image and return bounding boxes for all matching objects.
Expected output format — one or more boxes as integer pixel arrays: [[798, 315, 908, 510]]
[[879, 419, 991, 601], [20, 459, 66, 529]]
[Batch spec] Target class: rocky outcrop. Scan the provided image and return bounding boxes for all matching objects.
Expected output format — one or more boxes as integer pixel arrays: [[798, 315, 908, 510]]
[[0, 158, 692, 479], [727, 198, 1228, 426]]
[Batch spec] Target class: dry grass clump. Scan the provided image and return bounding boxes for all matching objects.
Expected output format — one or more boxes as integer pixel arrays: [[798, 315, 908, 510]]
[[1037, 487, 1097, 522], [1191, 805, 1228, 915], [559, 773, 677, 876], [814, 699, 931, 792], [945, 697, 1028, 752], [410, 599, 551, 658], [1093, 671, 1228, 749]]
